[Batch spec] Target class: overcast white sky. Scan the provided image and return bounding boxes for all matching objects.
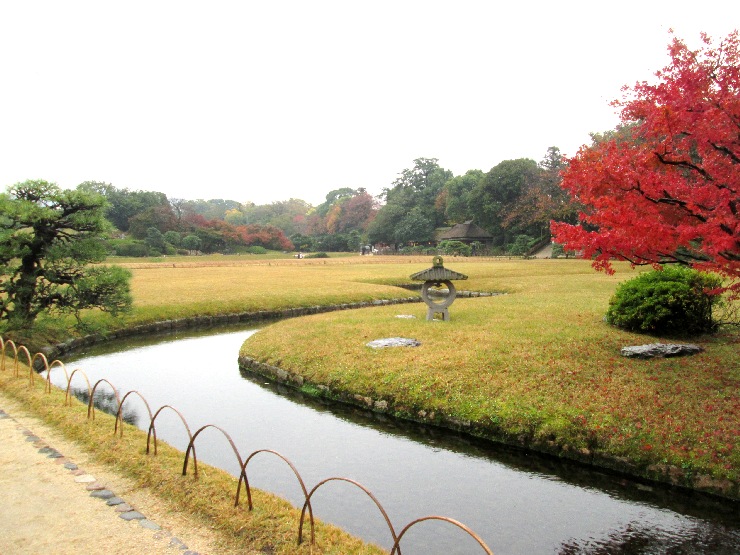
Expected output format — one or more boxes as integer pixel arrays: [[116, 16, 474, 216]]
[[1, 1, 738, 206]]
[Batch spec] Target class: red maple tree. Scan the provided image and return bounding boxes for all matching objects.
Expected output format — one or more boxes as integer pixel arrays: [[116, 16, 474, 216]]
[[551, 31, 739, 294]]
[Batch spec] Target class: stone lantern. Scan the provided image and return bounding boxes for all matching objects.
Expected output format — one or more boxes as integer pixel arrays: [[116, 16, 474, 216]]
[[410, 256, 468, 321]]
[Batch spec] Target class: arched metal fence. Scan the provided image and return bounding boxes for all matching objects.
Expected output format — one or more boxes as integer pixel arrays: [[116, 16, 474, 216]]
[[1, 336, 494, 554]]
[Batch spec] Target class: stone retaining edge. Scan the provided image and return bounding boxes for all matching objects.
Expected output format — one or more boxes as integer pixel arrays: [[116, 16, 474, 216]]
[[32, 292, 737, 502], [39, 296, 424, 361], [237, 355, 739, 502]]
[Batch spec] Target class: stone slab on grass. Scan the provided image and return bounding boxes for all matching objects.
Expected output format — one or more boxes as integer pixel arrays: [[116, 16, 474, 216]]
[[621, 343, 703, 359], [366, 337, 421, 349]]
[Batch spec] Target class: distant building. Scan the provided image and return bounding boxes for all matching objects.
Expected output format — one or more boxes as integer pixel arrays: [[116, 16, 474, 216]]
[[436, 220, 493, 247]]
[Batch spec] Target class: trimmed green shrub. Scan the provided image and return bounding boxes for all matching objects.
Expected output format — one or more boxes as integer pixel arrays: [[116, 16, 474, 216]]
[[306, 252, 329, 258], [606, 266, 722, 335], [438, 240, 472, 257], [508, 235, 535, 256], [246, 245, 268, 254], [107, 239, 150, 257]]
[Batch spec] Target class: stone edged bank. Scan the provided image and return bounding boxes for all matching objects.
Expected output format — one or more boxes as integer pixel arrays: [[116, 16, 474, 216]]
[[238, 355, 739, 502], [31, 292, 737, 503], [39, 296, 423, 361]]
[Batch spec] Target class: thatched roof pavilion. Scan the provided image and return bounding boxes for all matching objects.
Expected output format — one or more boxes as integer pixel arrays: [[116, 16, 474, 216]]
[[437, 220, 492, 245]]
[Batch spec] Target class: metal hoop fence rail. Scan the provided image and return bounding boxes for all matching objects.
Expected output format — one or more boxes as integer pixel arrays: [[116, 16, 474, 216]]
[[1, 336, 494, 554]]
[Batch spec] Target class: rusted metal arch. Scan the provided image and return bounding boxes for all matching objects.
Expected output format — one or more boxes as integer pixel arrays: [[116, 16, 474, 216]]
[[29, 352, 49, 386], [237, 449, 312, 516], [1, 340, 34, 382], [0, 338, 18, 374], [298, 477, 398, 551], [390, 515, 494, 555], [87, 379, 121, 420], [147, 404, 194, 457], [1, 339, 496, 553], [0, 337, 7, 372], [46, 359, 69, 394], [114, 390, 154, 437], [17, 345, 33, 382], [65, 369, 92, 407], [182, 424, 245, 485]]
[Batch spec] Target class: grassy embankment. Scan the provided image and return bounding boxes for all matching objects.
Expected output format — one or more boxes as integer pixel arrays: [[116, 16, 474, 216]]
[[235, 257, 739, 498], [0, 367, 385, 554], [3, 255, 738, 513]]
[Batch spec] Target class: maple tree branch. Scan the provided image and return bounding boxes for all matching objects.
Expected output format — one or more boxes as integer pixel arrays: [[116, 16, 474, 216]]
[[632, 180, 709, 223], [710, 142, 740, 166], [654, 151, 712, 180]]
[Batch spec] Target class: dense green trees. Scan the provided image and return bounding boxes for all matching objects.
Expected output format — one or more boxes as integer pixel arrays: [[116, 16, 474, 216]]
[[0, 180, 132, 330], [365, 151, 575, 254], [78, 181, 170, 233], [4, 149, 577, 265], [467, 158, 540, 246], [443, 170, 484, 223], [368, 158, 452, 247], [502, 147, 578, 242]]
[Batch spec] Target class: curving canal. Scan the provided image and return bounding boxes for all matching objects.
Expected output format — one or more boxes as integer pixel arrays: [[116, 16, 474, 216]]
[[47, 325, 739, 554]]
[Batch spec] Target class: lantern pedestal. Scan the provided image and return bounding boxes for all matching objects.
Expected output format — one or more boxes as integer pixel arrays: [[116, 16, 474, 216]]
[[410, 257, 467, 322]]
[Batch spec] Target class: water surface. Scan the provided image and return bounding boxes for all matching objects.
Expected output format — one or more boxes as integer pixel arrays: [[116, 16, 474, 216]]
[[49, 326, 740, 554]]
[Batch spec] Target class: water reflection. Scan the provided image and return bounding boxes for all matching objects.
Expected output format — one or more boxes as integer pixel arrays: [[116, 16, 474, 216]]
[[560, 518, 740, 555], [68, 388, 139, 426], [50, 324, 739, 555]]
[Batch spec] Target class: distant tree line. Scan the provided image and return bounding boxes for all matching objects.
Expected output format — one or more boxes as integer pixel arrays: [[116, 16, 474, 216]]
[[69, 146, 578, 257], [367, 149, 578, 255]]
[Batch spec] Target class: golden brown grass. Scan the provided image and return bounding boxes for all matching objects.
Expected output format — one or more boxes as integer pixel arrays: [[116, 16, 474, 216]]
[[240, 259, 739, 493], [118, 256, 433, 324], [6, 255, 738, 506], [0, 367, 385, 554]]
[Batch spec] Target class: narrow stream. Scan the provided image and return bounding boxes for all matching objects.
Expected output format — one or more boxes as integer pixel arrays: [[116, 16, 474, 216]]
[[48, 325, 739, 554]]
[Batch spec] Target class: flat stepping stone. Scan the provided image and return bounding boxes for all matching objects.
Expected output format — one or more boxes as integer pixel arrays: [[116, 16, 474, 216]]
[[139, 519, 161, 531], [106, 497, 125, 506], [74, 474, 97, 483], [90, 489, 115, 499], [119, 510, 146, 521], [621, 343, 703, 359], [366, 337, 421, 349], [37, 446, 54, 454], [115, 503, 134, 512], [169, 537, 188, 549], [153, 531, 172, 540], [85, 482, 106, 491], [47, 450, 63, 459], [25, 435, 40, 442], [64, 462, 79, 471]]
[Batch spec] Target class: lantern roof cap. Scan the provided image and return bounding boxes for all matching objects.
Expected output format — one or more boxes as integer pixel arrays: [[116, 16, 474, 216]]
[[410, 256, 468, 281]]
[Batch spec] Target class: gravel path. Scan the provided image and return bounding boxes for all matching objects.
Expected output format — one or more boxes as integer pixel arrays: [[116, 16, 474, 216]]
[[0, 391, 245, 555]]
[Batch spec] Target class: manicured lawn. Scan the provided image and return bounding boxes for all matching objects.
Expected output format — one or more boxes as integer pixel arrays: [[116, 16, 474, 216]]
[[238, 258, 739, 496], [9, 255, 739, 498]]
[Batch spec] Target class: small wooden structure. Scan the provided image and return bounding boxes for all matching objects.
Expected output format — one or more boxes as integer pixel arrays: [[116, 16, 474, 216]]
[[436, 220, 493, 247], [410, 256, 468, 321]]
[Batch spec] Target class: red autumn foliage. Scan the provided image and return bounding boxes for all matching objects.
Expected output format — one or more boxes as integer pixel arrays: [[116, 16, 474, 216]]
[[181, 212, 293, 251], [551, 31, 739, 294]]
